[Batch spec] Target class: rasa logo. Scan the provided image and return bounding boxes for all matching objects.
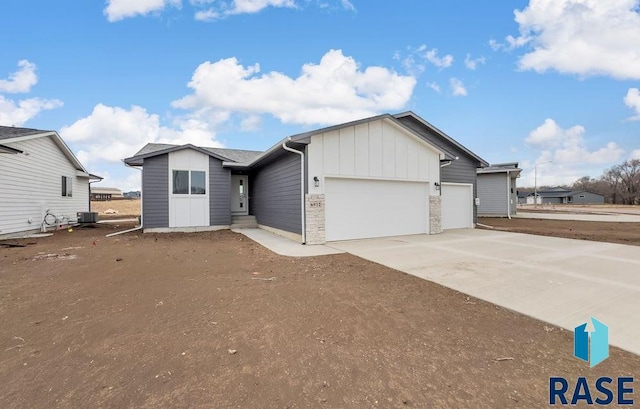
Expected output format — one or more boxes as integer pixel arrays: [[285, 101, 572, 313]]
[[574, 316, 609, 367], [549, 317, 635, 406]]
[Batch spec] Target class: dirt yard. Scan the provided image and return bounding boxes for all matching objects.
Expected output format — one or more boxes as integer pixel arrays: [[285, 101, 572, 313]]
[[1, 224, 639, 408], [480, 217, 640, 247], [91, 199, 141, 219]]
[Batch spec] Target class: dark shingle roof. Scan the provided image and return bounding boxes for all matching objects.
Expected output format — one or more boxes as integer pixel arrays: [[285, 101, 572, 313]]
[[0, 125, 51, 140], [133, 143, 263, 163]]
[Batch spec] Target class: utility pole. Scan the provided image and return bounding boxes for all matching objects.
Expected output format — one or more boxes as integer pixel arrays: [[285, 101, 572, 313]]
[[534, 161, 552, 206]]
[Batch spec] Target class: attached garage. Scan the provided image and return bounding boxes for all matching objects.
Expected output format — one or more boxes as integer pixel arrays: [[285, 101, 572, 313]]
[[324, 178, 429, 241], [441, 183, 473, 230]]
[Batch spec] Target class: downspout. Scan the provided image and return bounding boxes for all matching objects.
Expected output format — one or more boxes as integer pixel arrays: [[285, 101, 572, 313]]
[[506, 170, 512, 219], [282, 138, 306, 244], [125, 162, 143, 228], [88, 179, 99, 212]]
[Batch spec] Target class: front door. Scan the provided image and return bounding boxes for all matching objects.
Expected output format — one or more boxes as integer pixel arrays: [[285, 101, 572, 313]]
[[231, 175, 249, 215]]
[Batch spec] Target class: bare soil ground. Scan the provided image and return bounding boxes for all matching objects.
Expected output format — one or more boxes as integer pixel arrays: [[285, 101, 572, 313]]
[[91, 199, 141, 219], [1, 224, 639, 408], [518, 204, 640, 216], [480, 217, 640, 247]]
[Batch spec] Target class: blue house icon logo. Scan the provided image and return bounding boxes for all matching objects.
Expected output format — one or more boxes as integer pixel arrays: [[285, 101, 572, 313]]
[[574, 317, 609, 367]]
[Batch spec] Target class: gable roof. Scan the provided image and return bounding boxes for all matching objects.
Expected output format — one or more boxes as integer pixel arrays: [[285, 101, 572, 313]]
[[477, 162, 522, 176], [0, 125, 49, 140], [124, 112, 487, 169], [287, 113, 444, 157], [393, 111, 489, 167], [0, 125, 97, 177], [125, 143, 263, 166]]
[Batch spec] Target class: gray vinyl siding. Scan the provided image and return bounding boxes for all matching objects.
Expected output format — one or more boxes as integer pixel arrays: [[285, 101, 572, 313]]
[[396, 116, 481, 222], [142, 154, 169, 228], [541, 197, 563, 204], [249, 151, 302, 234], [209, 157, 231, 226], [477, 173, 508, 216], [570, 192, 604, 204]]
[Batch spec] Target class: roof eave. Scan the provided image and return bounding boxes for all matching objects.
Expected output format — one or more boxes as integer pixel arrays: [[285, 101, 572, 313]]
[[394, 111, 490, 167]]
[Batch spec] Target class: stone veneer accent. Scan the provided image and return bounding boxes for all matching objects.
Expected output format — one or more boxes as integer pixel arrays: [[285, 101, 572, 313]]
[[429, 195, 443, 234], [305, 194, 326, 245]]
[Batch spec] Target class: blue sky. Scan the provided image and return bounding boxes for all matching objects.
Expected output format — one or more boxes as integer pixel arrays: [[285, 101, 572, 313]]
[[1, 0, 639, 190]]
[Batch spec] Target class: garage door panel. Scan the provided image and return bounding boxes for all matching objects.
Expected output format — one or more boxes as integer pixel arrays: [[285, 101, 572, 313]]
[[441, 183, 473, 230], [325, 178, 428, 241]]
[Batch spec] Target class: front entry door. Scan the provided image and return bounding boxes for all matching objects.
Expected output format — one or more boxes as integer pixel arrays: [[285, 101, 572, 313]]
[[231, 175, 249, 215]]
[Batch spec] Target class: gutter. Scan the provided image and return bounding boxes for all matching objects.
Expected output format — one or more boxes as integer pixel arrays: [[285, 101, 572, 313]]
[[282, 138, 306, 244]]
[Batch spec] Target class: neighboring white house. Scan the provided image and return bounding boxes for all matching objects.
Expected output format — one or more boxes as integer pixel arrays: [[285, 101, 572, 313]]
[[0, 125, 102, 238]]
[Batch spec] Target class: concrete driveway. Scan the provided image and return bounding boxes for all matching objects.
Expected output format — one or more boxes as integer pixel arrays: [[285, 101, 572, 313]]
[[328, 229, 640, 356]]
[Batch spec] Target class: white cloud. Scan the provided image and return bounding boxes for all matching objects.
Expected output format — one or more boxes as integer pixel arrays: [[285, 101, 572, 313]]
[[172, 49, 416, 126], [449, 78, 467, 96], [240, 115, 262, 131], [0, 60, 38, 93], [194, 0, 297, 19], [104, 0, 181, 22], [624, 88, 640, 121], [464, 54, 486, 70], [631, 149, 640, 159], [0, 96, 63, 127], [506, 0, 640, 79], [340, 0, 355, 11], [60, 104, 223, 165], [423, 48, 454, 68], [525, 118, 624, 165], [109, 0, 350, 21], [427, 82, 441, 93], [519, 119, 626, 186]]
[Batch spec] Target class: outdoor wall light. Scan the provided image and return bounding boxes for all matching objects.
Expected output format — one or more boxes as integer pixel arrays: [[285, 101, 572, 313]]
[[313, 176, 320, 187], [434, 182, 441, 191]]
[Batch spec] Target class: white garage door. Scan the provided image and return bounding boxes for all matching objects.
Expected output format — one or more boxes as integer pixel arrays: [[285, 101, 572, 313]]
[[441, 183, 473, 230], [325, 178, 428, 241]]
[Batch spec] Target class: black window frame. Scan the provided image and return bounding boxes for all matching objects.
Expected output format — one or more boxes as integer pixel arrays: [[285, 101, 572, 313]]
[[62, 176, 73, 197]]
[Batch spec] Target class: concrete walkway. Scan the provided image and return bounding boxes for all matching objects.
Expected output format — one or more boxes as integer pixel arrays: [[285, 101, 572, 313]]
[[232, 228, 344, 257], [515, 211, 640, 222], [329, 229, 640, 356]]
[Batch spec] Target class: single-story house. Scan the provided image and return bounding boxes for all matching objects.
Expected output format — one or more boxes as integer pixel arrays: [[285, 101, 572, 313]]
[[91, 187, 124, 201], [123, 191, 141, 199], [526, 188, 605, 205], [476, 162, 522, 217], [517, 190, 530, 204], [124, 112, 488, 244], [0, 125, 102, 238]]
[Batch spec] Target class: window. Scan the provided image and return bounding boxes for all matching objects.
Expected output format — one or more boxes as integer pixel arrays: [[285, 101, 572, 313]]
[[173, 170, 189, 194], [173, 170, 206, 195], [191, 171, 206, 195], [62, 176, 72, 197]]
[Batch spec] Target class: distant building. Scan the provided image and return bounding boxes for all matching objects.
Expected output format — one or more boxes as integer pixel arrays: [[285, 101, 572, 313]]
[[91, 187, 123, 201], [526, 188, 604, 204], [477, 162, 522, 217], [123, 191, 141, 199]]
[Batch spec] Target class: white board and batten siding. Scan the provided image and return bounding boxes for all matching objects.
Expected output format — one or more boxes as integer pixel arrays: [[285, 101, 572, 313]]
[[0, 136, 89, 236], [168, 149, 210, 228], [306, 118, 442, 241]]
